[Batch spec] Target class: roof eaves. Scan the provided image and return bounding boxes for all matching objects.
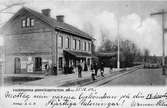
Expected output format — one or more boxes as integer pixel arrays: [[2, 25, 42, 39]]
[[24, 7, 95, 40], [55, 25, 94, 40]]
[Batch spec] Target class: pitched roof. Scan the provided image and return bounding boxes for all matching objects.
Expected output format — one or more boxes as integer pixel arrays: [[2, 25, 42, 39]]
[[3, 7, 95, 40]]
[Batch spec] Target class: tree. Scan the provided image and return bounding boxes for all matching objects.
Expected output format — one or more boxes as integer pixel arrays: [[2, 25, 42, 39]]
[[91, 41, 96, 54], [97, 39, 143, 67], [0, 1, 26, 26], [98, 40, 117, 52], [144, 49, 150, 63]]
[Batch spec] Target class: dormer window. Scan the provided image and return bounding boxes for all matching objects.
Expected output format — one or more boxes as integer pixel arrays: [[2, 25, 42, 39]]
[[26, 18, 30, 27], [22, 20, 26, 27], [21, 17, 35, 28], [30, 19, 34, 26]]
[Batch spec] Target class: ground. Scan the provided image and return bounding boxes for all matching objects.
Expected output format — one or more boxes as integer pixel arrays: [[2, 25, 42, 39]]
[[104, 69, 166, 86], [2, 67, 167, 86], [86, 68, 166, 86]]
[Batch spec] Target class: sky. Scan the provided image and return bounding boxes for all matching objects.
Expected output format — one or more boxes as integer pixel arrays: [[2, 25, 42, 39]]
[[0, 0, 167, 56]]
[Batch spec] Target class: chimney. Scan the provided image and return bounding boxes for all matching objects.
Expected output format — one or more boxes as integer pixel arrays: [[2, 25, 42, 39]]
[[41, 9, 51, 17], [56, 15, 64, 22]]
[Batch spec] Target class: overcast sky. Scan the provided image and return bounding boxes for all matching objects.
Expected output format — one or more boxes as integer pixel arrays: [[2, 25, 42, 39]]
[[0, 0, 167, 56]]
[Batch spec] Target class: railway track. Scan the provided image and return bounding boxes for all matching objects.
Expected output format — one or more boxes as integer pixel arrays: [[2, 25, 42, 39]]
[[80, 65, 143, 87]]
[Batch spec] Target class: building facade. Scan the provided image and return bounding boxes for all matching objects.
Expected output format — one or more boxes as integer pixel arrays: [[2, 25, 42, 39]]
[[1, 7, 94, 75]]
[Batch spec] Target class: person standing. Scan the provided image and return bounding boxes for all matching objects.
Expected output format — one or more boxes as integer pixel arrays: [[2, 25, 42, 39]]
[[94, 63, 98, 76], [69, 65, 74, 74], [100, 62, 104, 77], [91, 63, 96, 81], [84, 62, 88, 71], [44, 64, 49, 76], [81, 61, 84, 71], [53, 65, 57, 75], [78, 63, 82, 78]]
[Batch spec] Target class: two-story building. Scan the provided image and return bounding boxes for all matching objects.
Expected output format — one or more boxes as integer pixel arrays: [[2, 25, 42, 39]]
[[1, 7, 94, 75]]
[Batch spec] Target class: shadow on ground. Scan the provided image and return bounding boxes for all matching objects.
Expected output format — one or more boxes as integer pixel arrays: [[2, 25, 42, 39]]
[[4, 77, 43, 85]]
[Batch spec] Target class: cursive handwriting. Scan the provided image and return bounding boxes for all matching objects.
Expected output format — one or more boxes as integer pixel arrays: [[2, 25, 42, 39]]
[[156, 99, 167, 106], [45, 97, 76, 108], [5, 91, 30, 102], [79, 92, 117, 100], [3, 88, 167, 108], [146, 92, 167, 99]]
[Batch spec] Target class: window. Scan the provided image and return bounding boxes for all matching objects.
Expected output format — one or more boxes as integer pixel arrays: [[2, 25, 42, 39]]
[[73, 39, 77, 50], [30, 19, 35, 26], [82, 41, 84, 51], [84, 42, 87, 51], [21, 20, 26, 27], [65, 37, 70, 48], [35, 57, 42, 71], [77, 40, 79, 50], [88, 42, 91, 51], [21, 17, 35, 28], [87, 42, 89, 51], [72, 39, 75, 49], [58, 36, 63, 48], [26, 18, 30, 27], [75, 39, 77, 50], [59, 57, 63, 68], [87, 42, 90, 52], [79, 40, 81, 50], [14, 57, 21, 73]]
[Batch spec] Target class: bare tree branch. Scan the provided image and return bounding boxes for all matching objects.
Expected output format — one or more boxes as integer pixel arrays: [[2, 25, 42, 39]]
[[0, 1, 26, 12]]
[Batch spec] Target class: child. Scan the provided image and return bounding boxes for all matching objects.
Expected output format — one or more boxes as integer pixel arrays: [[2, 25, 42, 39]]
[[44, 64, 49, 76], [91, 64, 96, 81], [100, 62, 104, 77], [78, 63, 82, 78]]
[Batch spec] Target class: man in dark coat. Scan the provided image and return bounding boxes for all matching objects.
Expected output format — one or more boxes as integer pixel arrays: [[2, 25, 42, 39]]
[[84, 62, 88, 71], [44, 64, 49, 76], [94, 63, 98, 76], [91, 63, 96, 81], [53, 65, 57, 75], [100, 62, 104, 77], [78, 63, 82, 78]]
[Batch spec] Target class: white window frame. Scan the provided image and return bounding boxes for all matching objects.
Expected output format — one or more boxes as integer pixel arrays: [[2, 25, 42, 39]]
[[73, 39, 77, 50], [30, 18, 35, 27], [79, 40, 81, 50], [88, 42, 91, 51], [65, 37, 70, 49], [22, 19, 26, 27], [58, 36, 63, 48], [77, 40, 80, 50], [84, 41, 87, 51], [26, 17, 30, 27]]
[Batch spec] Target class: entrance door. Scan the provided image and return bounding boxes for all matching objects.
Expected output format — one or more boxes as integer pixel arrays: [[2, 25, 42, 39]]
[[14, 57, 21, 73], [35, 57, 42, 71], [65, 59, 69, 67], [59, 57, 63, 69]]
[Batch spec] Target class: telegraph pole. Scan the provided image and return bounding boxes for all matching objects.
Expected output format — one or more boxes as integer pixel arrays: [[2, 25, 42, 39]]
[[151, 9, 166, 75], [117, 18, 120, 70], [117, 35, 120, 70]]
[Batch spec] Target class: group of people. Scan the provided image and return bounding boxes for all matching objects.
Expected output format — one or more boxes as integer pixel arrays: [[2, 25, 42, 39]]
[[44, 64, 57, 76], [77, 61, 105, 81], [44, 61, 105, 81], [91, 62, 105, 81]]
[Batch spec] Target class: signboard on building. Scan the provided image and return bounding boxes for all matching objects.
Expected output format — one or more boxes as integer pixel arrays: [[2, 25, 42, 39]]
[[27, 63, 33, 73], [21, 61, 27, 69], [27, 56, 33, 73]]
